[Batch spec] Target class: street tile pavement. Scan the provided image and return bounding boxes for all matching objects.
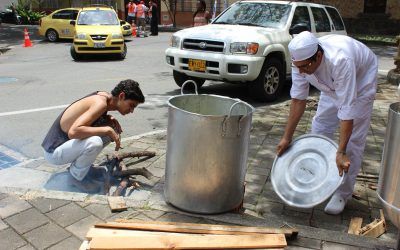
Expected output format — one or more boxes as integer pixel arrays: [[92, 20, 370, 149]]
[[0, 83, 399, 249]]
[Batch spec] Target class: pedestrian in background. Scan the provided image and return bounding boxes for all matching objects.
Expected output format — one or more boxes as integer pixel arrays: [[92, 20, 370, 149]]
[[276, 31, 378, 215], [136, 0, 149, 35], [193, 0, 211, 27], [126, 0, 136, 25], [149, 0, 158, 36]]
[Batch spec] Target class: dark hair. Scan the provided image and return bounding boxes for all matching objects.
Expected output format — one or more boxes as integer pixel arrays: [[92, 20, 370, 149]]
[[194, 0, 206, 18], [307, 44, 324, 61], [111, 79, 145, 103]]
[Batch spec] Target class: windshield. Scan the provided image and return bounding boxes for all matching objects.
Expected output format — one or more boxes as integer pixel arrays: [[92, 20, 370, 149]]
[[213, 2, 291, 28], [77, 10, 119, 25]]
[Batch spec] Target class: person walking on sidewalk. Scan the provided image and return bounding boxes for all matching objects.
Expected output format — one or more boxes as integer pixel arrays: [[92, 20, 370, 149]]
[[149, 1, 158, 36], [41, 79, 145, 193], [193, 0, 211, 27], [136, 1, 149, 36], [276, 31, 378, 215], [126, 0, 136, 25]]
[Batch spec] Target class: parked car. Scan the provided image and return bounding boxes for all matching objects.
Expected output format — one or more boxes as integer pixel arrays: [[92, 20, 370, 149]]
[[70, 6, 127, 60], [38, 8, 79, 42], [165, 0, 347, 101], [0, 8, 22, 24], [39, 7, 131, 42]]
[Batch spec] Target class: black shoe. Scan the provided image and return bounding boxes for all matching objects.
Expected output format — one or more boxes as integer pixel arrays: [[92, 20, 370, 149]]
[[67, 174, 101, 194], [86, 166, 107, 181]]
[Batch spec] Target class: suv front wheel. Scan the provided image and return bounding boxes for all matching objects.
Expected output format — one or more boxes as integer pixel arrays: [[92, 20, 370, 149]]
[[173, 70, 205, 89], [249, 57, 284, 102]]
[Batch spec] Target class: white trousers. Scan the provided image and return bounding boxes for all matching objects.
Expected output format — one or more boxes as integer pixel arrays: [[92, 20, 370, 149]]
[[311, 93, 373, 201], [44, 136, 110, 181]]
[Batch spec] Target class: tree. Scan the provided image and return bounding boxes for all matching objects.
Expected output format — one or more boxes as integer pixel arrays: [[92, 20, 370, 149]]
[[161, 0, 177, 27]]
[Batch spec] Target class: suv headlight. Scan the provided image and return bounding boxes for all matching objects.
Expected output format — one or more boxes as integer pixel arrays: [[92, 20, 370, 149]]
[[112, 33, 123, 39], [75, 33, 86, 39], [170, 35, 181, 48], [230, 42, 259, 55]]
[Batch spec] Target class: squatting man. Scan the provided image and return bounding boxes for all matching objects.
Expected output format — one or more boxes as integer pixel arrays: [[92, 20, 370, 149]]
[[42, 79, 145, 193], [276, 31, 378, 214]]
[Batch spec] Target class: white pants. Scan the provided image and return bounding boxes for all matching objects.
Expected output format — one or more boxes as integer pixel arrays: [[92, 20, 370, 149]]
[[311, 93, 374, 201], [44, 136, 110, 181]]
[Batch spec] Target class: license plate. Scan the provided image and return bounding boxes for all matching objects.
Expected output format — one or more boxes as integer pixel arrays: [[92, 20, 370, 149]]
[[188, 59, 206, 72], [94, 42, 105, 48]]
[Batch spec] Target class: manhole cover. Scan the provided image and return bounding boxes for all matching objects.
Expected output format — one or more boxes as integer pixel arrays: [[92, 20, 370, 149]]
[[0, 77, 18, 84]]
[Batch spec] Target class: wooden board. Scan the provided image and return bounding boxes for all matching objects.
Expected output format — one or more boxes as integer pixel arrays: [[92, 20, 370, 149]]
[[95, 220, 298, 238], [348, 217, 363, 235], [107, 196, 127, 212], [360, 210, 386, 238], [86, 228, 188, 240], [88, 233, 287, 249]]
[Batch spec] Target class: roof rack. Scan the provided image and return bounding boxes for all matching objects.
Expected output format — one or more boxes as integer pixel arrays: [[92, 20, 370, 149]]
[[84, 4, 113, 9]]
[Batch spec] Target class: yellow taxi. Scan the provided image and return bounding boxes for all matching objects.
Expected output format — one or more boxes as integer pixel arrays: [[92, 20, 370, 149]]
[[38, 8, 79, 42], [70, 6, 127, 60], [39, 7, 131, 42]]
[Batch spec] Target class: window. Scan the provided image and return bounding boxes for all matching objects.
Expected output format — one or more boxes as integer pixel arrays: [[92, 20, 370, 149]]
[[291, 6, 311, 32], [364, 0, 386, 14], [326, 7, 344, 31], [311, 7, 330, 33], [52, 10, 74, 20]]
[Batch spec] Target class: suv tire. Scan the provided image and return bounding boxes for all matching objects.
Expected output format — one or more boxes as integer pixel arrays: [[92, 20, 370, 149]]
[[173, 70, 205, 88], [70, 45, 81, 61], [46, 29, 59, 42], [249, 57, 284, 102]]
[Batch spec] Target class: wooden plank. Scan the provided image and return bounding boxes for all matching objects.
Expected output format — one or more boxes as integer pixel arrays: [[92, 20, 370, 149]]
[[86, 228, 188, 240], [88, 233, 287, 249], [79, 240, 90, 250], [107, 196, 127, 212], [95, 220, 298, 238], [348, 217, 363, 235], [360, 209, 386, 238], [357, 173, 379, 179]]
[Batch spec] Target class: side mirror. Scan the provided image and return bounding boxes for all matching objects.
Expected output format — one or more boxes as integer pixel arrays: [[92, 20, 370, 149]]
[[289, 23, 310, 35], [120, 20, 126, 25], [70, 20, 76, 25]]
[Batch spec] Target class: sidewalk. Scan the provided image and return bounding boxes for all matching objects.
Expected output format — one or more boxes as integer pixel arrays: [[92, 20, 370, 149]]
[[0, 82, 399, 249]]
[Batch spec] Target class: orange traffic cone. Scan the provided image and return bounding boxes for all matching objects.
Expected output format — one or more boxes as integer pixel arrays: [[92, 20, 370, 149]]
[[23, 28, 32, 47], [131, 25, 137, 37]]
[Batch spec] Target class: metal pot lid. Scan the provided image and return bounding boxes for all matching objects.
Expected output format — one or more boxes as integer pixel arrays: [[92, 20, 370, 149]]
[[271, 134, 344, 208]]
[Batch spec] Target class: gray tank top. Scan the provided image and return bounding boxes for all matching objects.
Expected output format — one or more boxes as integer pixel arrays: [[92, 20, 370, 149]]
[[41, 92, 108, 153]]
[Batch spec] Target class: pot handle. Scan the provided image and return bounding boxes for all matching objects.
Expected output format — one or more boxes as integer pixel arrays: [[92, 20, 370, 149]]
[[222, 101, 245, 137], [181, 80, 199, 95]]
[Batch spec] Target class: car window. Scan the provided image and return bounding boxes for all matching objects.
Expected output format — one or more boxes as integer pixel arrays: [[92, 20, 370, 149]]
[[325, 7, 345, 31], [77, 10, 119, 25], [311, 7, 331, 32], [213, 2, 292, 29], [52, 10, 73, 20], [291, 6, 311, 31], [72, 10, 79, 20]]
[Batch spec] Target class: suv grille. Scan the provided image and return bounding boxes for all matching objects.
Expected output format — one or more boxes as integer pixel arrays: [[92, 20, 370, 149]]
[[183, 39, 224, 52], [91, 35, 108, 40]]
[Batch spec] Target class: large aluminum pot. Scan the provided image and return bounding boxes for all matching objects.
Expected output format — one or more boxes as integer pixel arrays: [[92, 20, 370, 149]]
[[164, 81, 255, 214], [377, 102, 400, 229]]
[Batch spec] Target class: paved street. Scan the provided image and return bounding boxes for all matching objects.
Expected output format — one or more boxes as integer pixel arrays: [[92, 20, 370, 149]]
[[0, 24, 399, 249]]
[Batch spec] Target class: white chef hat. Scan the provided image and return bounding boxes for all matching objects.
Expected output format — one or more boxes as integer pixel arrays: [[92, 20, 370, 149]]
[[288, 31, 319, 62]]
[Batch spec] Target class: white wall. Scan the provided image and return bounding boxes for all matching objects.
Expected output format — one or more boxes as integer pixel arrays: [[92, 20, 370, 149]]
[[0, 0, 17, 10]]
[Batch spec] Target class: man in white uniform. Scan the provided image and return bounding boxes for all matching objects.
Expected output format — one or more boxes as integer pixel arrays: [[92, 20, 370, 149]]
[[276, 31, 378, 214]]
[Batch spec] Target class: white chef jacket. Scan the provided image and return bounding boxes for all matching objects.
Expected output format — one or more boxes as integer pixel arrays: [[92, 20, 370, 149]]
[[290, 34, 378, 120]]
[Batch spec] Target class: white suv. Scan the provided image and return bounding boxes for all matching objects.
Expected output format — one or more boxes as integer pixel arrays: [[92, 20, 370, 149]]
[[165, 1, 347, 101]]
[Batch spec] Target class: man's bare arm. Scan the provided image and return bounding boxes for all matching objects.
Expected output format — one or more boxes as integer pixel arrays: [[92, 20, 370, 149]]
[[336, 119, 353, 176]]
